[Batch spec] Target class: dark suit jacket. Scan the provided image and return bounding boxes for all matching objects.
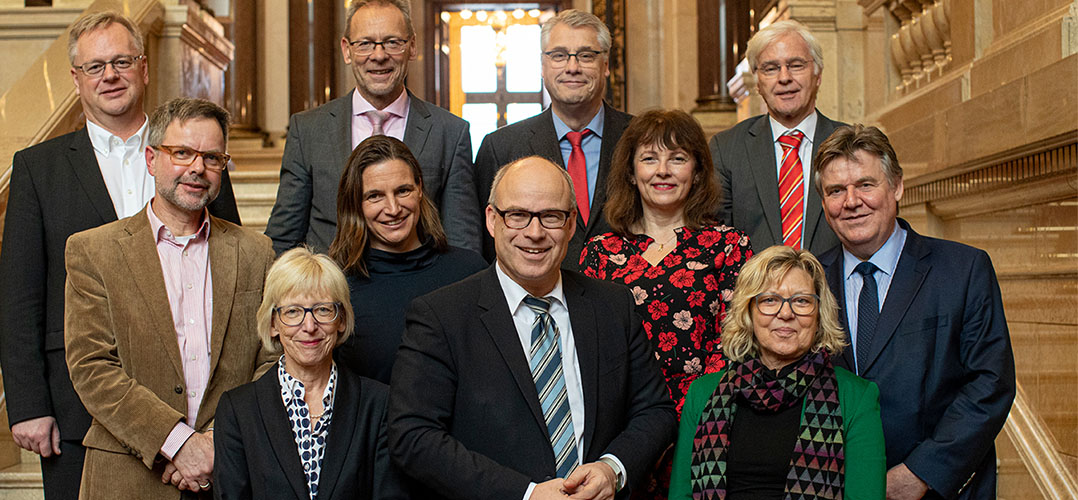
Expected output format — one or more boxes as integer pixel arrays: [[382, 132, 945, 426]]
[[264, 90, 479, 254], [213, 365, 409, 500], [387, 266, 676, 500], [474, 104, 633, 269], [0, 127, 240, 441], [820, 219, 1016, 499], [709, 110, 842, 254]]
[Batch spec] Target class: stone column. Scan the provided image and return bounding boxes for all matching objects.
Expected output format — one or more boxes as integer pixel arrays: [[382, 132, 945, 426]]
[[288, 0, 336, 115], [224, 0, 258, 133], [694, 0, 749, 131]]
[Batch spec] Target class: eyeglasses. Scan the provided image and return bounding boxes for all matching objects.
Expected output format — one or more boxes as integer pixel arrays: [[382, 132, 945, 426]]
[[753, 293, 819, 317], [543, 50, 604, 67], [275, 303, 342, 327], [492, 207, 574, 229], [72, 55, 145, 77], [755, 59, 813, 78], [153, 146, 231, 172], [347, 38, 410, 56]]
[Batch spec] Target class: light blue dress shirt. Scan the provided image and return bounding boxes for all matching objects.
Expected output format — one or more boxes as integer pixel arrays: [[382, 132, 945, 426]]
[[552, 109, 605, 203], [842, 223, 907, 374]]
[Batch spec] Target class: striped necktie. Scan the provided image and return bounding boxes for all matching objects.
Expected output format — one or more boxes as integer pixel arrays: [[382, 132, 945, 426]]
[[778, 130, 805, 249], [523, 296, 578, 478]]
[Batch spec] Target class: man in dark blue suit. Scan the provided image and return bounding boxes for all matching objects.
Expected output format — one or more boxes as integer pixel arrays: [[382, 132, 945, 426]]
[[815, 125, 1015, 500]]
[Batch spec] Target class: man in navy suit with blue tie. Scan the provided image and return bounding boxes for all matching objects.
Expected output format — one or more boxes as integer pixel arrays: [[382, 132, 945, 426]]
[[816, 125, 1015, 500]]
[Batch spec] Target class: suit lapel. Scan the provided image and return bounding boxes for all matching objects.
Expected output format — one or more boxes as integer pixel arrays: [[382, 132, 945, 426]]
[[67, 128, 119, 224], [206, 217, 237, 386], [587, 104, 629, 234], [255, 371, 310, 500], [529, 108, 565, 167], [476, 267, 548, 434], [861, 221, 931, 373], [746, 117, 782, 244], [821, 248, 855, 370], [804, 113, 835, 247], [324, 94, 354, 226], [402, 92, 432, 158], [116, 210, 183, 380], [316, 369, 357, 500], [562, 273, 598, 457]]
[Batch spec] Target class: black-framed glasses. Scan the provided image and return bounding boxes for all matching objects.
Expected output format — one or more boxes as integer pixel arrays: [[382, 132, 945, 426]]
[[274, 303, 342, 327], [72, 55, 145, 77], [492, 206, 574, 229], [755, 59, 813, 78], [347, 38, 411, 56], [543, 50, 604, 67], [753, 293, 819, 317], [153, 145, 231, 172]]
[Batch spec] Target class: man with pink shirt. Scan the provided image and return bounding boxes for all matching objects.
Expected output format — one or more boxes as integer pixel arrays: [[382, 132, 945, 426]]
[[64, 98, 275, 498], [265, 0, 479, 254]]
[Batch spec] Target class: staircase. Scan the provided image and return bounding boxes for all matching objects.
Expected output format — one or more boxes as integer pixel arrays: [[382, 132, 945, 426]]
[[229, 136, 284, 234]]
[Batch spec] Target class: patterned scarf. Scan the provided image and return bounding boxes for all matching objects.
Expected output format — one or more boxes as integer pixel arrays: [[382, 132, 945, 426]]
[[690, 350, 845, 499]]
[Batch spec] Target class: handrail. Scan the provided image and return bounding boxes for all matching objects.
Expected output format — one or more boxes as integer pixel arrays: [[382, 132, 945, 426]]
[[1004, 382, 1078, 500]]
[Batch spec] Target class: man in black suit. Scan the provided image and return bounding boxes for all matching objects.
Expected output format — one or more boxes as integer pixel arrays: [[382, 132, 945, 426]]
[[0, 12, 239, 500], [265, 0, 478, 254], [709, 19, 842, 253], [815, 125, 1015, 500], [474, 9, 632, 269], [388, 157, 675, 500]]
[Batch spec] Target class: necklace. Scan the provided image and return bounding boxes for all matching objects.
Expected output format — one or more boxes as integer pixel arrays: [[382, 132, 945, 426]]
[[653, 232, 678, 251], [310, 410, 324, 420]]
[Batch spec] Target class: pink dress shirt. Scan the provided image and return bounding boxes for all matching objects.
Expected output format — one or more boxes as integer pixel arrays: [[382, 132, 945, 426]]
[[350, 88, 411, 149], [146, 203, 214, 459]]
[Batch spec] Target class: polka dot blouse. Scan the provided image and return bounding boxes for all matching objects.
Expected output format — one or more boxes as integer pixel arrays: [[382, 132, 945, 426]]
[[278, 356, 338, 500]]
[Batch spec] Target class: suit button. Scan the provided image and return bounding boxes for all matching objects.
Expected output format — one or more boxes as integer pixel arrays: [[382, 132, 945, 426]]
[[544, 475, 553, 481], [174, 385, 183, 394]]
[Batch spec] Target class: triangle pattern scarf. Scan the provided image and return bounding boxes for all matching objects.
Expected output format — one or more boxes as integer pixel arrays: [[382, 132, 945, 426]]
[[689, 349, 845, 499]]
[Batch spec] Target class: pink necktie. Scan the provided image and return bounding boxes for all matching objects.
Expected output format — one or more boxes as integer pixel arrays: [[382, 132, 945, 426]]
[[366, 110, 388, 136]]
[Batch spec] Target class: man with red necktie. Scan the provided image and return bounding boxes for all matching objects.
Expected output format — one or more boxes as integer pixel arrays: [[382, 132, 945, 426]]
[[474, 9, 633, 270], [709, 19, 845, 253]]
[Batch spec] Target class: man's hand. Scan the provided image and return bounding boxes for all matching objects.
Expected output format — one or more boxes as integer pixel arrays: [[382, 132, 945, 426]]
[[161, 462, 203, 492], [529, 478, 569, 499], [887, 463, 929, 500], [564, 462, 617, 500], [171, 431, 215, 492], [11, 416, 61, 457]]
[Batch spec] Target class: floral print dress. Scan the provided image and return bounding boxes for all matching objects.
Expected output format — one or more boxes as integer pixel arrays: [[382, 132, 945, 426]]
[[580, 225, 752, 499]]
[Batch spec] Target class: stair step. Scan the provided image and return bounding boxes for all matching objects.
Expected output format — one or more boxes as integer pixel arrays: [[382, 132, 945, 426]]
[[231, 149, 284, 171], [0, 462, 43, 499]]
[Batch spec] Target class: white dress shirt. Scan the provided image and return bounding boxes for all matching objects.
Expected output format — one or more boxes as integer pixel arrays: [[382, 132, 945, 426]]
[[86, 117, 155, 218]]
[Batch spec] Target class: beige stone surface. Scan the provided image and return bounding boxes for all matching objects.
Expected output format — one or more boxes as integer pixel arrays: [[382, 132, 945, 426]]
[[970, 21, 1062, 98]]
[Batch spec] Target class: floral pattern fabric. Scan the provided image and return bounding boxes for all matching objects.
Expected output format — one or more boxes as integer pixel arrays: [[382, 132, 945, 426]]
[[580, 225, 752, 500]]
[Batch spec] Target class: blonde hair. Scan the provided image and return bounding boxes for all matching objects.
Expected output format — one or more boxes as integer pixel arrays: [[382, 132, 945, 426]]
[[256, 247, 355, 353], [721, 245, 846, 362], [68, 12, 145, 65]]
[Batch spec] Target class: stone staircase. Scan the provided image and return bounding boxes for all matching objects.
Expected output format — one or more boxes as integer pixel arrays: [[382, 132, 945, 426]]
[[229, 136, 285, 234]]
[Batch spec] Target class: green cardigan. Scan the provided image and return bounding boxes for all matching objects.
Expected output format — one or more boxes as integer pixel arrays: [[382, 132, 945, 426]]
[[668, 365, 886, 499]]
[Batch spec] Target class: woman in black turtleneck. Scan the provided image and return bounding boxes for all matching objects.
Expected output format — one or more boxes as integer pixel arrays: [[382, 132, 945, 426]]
[[328, 136, 486, 384]]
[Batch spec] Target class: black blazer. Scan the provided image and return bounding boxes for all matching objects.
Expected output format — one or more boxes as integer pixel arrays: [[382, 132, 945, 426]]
[[213, 365, 409, 500], [820, 219, 1016, 499], [387, 266, 676, 500], [0, 127, 239, 440], [474, 104, 633, 269], [709, 110, 843, 254]]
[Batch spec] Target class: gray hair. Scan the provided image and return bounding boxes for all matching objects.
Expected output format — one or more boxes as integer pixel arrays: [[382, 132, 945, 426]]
[[540, 9, 611, 53], [68, 11, 145, 65], [344, 0, 415, 39], [813, 124, 903, 193], [147, 98, 231, 149], [487, 156, 576, 208], [746, 19, 823, 75]]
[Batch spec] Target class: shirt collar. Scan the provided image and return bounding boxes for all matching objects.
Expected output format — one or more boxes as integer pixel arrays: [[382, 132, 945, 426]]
[[494, 262, 567, 314], [842, 221, 907, 280], [351, 87, 410, 119], [86, 116, 149, 156], [146, 200, 211, 245], [552, 105, 605, 141], [768, 110, 818, 145], [277, 356, 339, 409]]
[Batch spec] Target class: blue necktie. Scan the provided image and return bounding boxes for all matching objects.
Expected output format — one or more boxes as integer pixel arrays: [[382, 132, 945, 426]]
[[523, 296, 578, 478], [855, 261, 880, 374]]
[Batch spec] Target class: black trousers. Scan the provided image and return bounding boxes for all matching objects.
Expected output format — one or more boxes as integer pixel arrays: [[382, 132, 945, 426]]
[[40, 439, 85, 500]]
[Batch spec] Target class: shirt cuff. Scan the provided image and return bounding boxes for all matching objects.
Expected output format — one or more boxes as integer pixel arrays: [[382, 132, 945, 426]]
[[523, 482, 537, 500], [599, 454, 626, 491], [160, 422, 196, 460]]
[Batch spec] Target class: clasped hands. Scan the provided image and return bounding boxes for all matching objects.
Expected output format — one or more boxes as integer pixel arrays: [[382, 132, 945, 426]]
[[161, 431, 214, 492], [531, 461, 617, 500]]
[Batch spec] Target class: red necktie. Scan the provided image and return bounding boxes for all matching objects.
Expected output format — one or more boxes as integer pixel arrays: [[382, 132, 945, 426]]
[[778, 130, 805, 249], [565, 129, 592, 225]]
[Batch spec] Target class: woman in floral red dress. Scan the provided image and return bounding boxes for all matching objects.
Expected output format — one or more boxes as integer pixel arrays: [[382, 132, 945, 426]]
[[579, 109, 752, 500]]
